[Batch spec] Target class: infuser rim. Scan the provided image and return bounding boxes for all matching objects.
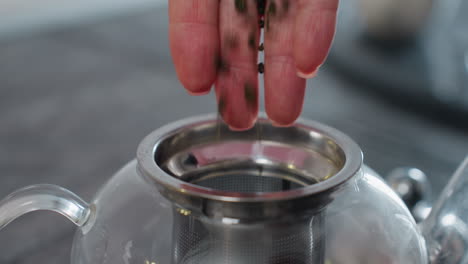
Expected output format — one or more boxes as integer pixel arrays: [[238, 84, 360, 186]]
[[137, 113, 363, 202]]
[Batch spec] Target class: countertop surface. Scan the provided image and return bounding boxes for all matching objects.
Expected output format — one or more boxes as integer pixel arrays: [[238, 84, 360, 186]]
[[0, 6, 467, 264]]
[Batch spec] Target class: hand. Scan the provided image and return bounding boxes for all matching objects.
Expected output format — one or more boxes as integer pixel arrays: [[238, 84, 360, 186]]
[[169, 0, 338, 130]]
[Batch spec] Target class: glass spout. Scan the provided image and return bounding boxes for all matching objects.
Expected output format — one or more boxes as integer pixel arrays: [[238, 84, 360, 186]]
[[0, 184, 92, 230], [421, 156, 468, 263]]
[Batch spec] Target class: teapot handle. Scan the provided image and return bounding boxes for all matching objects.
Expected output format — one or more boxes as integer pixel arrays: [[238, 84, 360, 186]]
[[420, 156, 468, 264], [0, 184, 92, 230], [388, 157, 468, 264]]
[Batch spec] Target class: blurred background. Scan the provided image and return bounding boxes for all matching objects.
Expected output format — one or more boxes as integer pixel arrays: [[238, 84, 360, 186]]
[[0, 0, 467, 263]]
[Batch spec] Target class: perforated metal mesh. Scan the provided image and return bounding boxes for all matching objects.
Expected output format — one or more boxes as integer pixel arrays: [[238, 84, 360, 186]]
[[169, 165, 326, 263], [171, 208, 326, 264], [194, 174, 303, 193]]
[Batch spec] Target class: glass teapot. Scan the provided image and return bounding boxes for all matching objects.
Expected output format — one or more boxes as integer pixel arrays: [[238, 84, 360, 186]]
[[1, 114, 467, 264]]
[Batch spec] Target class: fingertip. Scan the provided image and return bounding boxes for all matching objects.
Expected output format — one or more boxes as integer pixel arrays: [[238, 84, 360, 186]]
[[293, 1, 338, 79], [185, 87, 212, 96], [297, 67, 319, 79], [271, 121, 295, 127], [216, 79, 259, 131], [264, 57, 306, 130], [227, 118, 257, 131], [220, 109, 258, 131], [221, 100, 258, 131], [176, 71, 214, 95], [169, 20, 219, 98], [266, 104, 302, 127], [175, 71, 214, 95]]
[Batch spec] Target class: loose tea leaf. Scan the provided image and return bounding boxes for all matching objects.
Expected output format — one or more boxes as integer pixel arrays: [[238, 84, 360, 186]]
[[183, 153, 198, 166], [256, 0, 266, 16], [244, 82, 256, 107], [282, 0, 290, 14], [235, 0, 248, 14], [267, 1, 277, 17], [248, 32, 256, 50], [214, 56, 229, 74], [218, 97, 226, 115], [266, 1, 277, 31], [225, 33, 239, 50]]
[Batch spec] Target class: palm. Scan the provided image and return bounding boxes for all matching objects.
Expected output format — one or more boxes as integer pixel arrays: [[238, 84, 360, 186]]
[[169, 0, 338, 130]]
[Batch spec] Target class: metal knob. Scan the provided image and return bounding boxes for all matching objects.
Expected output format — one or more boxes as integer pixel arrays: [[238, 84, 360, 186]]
[[387, 167, 432, 222]]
